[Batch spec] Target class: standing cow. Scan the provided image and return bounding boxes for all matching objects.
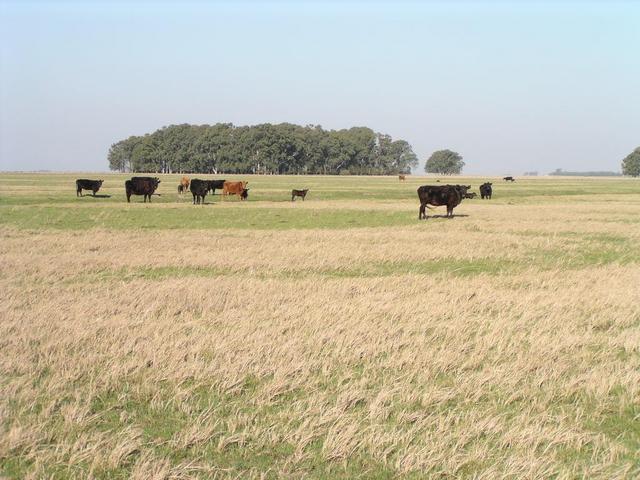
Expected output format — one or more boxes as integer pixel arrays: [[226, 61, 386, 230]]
[[189, 178, 211, 205], [125, 177, 161, 203], [417, 184, 470, 219], [479, 182, 493, 199], [76, 179, 103, 197], [222, 181, 249, 200], [291, 189, 308, 201], [503, 176, 515, 182], [206, 180, 226, 195]]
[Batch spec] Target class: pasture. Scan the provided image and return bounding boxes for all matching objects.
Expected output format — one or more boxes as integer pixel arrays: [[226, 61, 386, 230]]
[[1, 173, 639, 479]]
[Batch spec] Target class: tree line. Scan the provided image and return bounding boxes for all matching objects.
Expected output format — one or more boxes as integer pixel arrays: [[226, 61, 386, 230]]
[[108, 123, 418, 175]]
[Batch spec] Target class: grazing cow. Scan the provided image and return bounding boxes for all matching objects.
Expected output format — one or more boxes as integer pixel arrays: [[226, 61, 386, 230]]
[[189, 178, 212, 205], [479, 182, 493, 199], [180, 176, 190, 191], [399, 174, 406, 181], [76, 179, 103, 197], [222, 181, 249, 200], [417, 184, 470, 219], [125, 177, 160, 203], [291, 189, 309, 201], [503, 176, 515, 182]]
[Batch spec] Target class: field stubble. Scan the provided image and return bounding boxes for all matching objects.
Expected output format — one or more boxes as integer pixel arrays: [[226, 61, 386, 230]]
[[1, 174, 639, 479]]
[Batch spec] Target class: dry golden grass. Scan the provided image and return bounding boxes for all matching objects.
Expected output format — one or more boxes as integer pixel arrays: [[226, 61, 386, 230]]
[[1, 186, 640, 478]]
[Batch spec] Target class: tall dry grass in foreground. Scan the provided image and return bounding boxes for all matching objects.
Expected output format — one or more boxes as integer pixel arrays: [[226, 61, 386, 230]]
[[1, 199, 639, 479]]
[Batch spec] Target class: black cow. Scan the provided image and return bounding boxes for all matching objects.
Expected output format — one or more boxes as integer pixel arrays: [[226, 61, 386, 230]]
[[189, 178, 211, 205], [125, 177, 160, 203], [479, 182, 493, 199], [76, 179, 103, 197], [291, 189, 309, 201], [206, 180, 226, 194], [503, 176, 515, 182], [417, 184, 470, 219], [464, 192, 477, 199]]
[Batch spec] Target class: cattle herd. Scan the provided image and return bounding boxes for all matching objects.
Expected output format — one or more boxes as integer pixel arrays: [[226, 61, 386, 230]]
[[75, 175, 509, 219]]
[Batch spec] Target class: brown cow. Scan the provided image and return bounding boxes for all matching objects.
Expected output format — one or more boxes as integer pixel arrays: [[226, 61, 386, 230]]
[[180, 176, 190, 192], [399, 174, 406, 181], [222, 181, 249, 200]]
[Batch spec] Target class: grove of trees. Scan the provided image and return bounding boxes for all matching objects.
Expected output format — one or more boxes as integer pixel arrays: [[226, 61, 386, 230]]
[[424, 149, 465, 175], [108, 123, 418, 175], [621, 147, 640, 177]]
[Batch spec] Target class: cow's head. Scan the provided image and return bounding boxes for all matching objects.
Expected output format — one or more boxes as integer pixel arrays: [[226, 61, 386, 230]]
[[98, 180, 104, 185], [240, 188, 249, 200]]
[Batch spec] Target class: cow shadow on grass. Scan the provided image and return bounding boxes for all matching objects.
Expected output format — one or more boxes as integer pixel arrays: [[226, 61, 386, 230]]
[[423, 214, 469, 219], [80, 194, 111, 198]]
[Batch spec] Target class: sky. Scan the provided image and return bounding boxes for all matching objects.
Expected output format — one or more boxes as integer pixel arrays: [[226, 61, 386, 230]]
[[1, 0, 638, 174]]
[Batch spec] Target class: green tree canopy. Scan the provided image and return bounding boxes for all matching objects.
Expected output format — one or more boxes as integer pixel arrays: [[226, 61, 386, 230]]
[[107, 123, 418, 175], [621, 147, 640, 177], [424, 149, 464, 175]]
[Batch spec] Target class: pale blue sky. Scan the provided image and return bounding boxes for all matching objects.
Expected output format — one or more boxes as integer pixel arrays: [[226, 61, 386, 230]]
[[1, 0, 638, 174]]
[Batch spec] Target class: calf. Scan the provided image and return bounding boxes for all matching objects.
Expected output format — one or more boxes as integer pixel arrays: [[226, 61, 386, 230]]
[[291, 189, 309, 201], [399, 174, 406, 181], [76, 179, 103, 197], [479, 182, 493, 199], [126, 177, 160, 203], [180, 176, 190, 191]]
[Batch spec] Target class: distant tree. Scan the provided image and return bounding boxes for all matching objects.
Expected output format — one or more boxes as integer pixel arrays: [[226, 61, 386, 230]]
[[107, 136, 139, 172], [424, 149, 464, 175], [621, 147, 640, 177]]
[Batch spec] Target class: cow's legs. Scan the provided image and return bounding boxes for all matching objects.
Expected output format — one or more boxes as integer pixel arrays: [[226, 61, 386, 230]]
[[419, 203, 426, 220]]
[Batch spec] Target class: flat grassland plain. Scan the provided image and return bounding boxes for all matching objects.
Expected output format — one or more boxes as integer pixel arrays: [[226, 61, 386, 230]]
[[1, 173, 639, 479]]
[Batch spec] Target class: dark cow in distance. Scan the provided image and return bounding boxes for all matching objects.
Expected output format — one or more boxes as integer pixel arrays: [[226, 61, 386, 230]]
[[417, 184, 470, 220], [125, 177, 160, 203], [479, 182, 493, 199], [464, 191, 477, 199], [503, 176, 515, 182], [222, 181, 249, 200], [76, 179, 103, 197], [291, 189, 309, 201]]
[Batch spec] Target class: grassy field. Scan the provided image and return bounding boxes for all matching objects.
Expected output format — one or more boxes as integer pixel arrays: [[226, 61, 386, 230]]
[[1, 173, 639, 479]]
